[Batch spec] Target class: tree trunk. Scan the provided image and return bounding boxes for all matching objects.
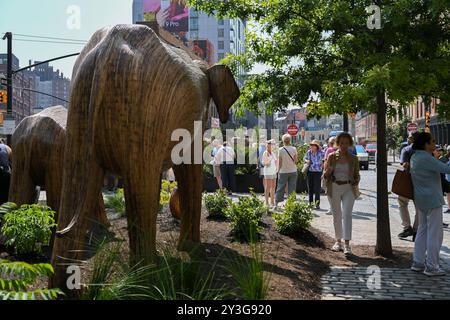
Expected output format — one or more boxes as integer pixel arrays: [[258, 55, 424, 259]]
[[375, 91, 393, 256], [343, 113, 349, 132]]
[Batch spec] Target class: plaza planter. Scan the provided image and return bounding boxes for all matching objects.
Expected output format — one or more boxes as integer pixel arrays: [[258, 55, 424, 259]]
[[296, 173, 308, 193], [203, 174, 263, 193], [203, 172, 307, 194]]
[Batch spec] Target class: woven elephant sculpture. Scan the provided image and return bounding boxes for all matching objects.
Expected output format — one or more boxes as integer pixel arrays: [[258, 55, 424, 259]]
[[9, 106, 108, 247], [50, 24, 240, 292]]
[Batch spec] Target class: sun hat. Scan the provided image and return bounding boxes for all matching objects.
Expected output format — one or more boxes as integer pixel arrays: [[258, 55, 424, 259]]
[[309, 140, 321, 148]]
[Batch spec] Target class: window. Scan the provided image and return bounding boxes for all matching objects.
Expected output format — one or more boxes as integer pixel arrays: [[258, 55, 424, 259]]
[[190, 17, 198, 30], [218, 28, 224, 38], [218, 53, 225, 60], [190, 31, 199, 39], [218, 41, 224, 50]]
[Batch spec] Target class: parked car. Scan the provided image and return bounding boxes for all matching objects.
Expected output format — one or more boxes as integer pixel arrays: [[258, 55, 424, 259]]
[[365, 143, 377, 163], [355, 145, 369, 170]]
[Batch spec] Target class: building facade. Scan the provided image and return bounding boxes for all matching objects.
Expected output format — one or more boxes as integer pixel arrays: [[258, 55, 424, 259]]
[[355, 111, 377, 143], [31, 61, 71, 109], [132, 0, 252, 131], [0, 54, 34, 124]]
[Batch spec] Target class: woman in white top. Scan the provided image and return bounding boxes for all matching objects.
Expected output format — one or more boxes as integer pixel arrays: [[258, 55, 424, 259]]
[[262, 140, 278, 208], [323, 132, 360, 256]]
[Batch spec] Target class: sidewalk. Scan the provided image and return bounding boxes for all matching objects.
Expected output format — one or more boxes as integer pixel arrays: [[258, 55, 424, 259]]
[[312, 185, 450, 300]]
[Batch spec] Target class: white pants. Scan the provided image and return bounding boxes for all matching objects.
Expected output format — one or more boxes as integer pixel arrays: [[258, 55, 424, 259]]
[[413, 206, 443, 271], [328, 183, 356, 241], [398, 195, 419, 230]]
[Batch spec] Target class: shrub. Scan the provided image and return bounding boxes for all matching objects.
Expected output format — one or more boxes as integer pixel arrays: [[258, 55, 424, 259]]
[[0, 260, 63, 300], [82, 239, 230, 300], [225, 191, 266, 242], [273, 193, 314, 236], [105, 188, 126, 217], [224, 243, 271, 299], [160, 180, 177, 211], [295, 144, 310, 173], [204, 189, 231, 219], [1, 204, 56, 255], [105, 181, 178, 216], [0, 202, 18, 221]]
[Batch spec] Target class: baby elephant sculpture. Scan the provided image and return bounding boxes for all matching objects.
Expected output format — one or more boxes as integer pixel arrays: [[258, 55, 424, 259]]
[[9, 106, 108, 246], [50, 24, 239, 292]]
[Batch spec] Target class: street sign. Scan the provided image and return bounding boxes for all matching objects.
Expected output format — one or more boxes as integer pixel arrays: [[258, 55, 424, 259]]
[[287, 124, 299, 136], [1, 119, 15, 135], [407, 123, 418, 133]]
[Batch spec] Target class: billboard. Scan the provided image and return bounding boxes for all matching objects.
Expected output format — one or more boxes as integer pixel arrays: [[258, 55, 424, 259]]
[[192, 40, 215, 65], [143, 0, 189, 36]]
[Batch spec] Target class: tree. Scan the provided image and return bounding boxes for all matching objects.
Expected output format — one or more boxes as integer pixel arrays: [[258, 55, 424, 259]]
[[191, 0, 450, 255], [190, 0, 450, 256], [386, 122, 400, 163], [386, 116, 411, 162]]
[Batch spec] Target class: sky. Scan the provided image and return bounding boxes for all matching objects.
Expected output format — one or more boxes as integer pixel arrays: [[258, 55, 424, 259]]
[[0, 0, 268, 78], [0, 0, 133, 78]]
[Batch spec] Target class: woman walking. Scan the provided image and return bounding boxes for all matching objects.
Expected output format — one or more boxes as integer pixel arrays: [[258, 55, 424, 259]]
[[410, 132, 450, 276], [323, 133, 360, 256], [262, 140, 278, 208], [304, 140, 324, 209]]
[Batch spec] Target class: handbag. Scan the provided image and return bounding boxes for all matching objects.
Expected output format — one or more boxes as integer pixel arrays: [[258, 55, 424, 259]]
[[301, 162, 310, 175], [391, 169, 414, 200]]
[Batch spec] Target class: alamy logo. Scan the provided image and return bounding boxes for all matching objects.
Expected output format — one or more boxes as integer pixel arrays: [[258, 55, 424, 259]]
[[66, 265, 81, 290], [67, 5, 81, 30], [366, 265, 381, 290], [366, 5, 382, 30]]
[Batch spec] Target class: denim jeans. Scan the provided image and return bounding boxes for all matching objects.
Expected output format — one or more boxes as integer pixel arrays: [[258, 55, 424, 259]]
[[275, 172, 297, 203]]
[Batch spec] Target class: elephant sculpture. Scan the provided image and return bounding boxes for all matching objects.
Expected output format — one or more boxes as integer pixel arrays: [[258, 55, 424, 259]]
[[9, 106, 108, 247], [50, 24, 239, 291]]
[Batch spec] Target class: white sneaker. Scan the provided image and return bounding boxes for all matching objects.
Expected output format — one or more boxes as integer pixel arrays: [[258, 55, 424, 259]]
[[344, 245, 352, 256], [326, 209, 332, 215], [331, 242, 342, 252]]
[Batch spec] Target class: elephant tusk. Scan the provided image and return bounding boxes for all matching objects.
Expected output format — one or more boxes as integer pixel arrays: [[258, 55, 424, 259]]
[[56, 212, 80, 237]]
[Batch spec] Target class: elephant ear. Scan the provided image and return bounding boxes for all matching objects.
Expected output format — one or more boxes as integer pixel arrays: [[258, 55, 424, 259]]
[[207, 65, 240, 124]]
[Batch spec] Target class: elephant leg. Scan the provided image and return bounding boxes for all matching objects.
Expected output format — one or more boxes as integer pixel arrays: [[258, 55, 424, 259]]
[[124, 168, 161, 267], [92, 195, 110, 228], [44, 171, 62, 252], [8, 154, 38, 205], [173, 164, 202, 248], [49, 158, 104, 295]]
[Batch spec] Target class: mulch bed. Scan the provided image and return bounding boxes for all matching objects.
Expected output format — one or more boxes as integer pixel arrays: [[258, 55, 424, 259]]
[[0, 206, 413, 300]]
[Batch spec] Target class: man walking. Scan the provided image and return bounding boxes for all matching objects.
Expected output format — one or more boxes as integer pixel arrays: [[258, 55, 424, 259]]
[[275, 134, 298, 207], [215, 141, 236, 195], [0, 139, 12, 204], [398, 133, 418, 239]]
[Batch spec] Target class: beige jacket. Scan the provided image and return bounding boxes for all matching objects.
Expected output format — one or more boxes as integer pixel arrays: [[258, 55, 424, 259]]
[[323, 150, 361, 198]]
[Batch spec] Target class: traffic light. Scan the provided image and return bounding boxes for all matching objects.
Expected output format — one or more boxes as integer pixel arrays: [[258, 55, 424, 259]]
[[0, 91, 7, 104]]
